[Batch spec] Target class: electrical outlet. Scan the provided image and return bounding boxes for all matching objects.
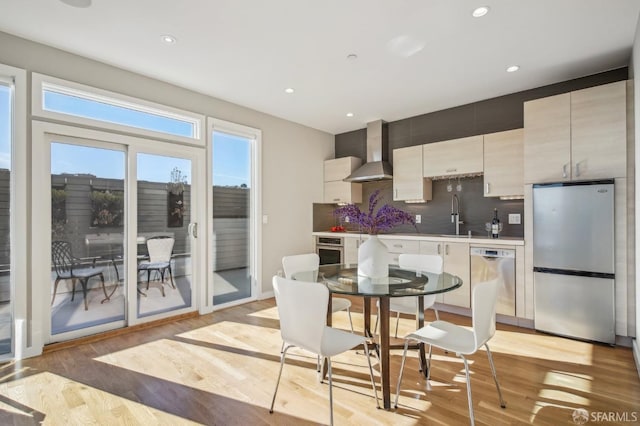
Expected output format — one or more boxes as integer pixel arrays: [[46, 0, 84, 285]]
[[345, 216, 350, 223], [415, 214, 422, 224], [508, 213, 521, 224]]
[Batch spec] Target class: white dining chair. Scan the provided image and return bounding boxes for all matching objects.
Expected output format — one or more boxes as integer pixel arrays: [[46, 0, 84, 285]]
[[374, 253, 443, 337], [282, 253, 354, 332], [269, 276, 379, 426], [394, 278, 506, 425]]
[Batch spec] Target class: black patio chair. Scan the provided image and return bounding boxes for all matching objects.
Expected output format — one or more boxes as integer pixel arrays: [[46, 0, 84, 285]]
[[51, 240, 109, 310]]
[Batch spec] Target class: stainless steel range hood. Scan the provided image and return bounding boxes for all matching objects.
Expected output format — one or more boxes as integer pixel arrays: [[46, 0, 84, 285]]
[[343, 120, 393, 182]]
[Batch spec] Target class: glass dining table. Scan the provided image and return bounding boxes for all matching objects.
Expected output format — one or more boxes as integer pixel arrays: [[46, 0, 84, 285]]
[[307, 263, 463, 410]]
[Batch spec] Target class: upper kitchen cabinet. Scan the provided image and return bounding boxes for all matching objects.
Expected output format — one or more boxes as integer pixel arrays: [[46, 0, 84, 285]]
[[323, 156, 362, 203], [524, 81, 627, 184], [422, 135, 483, 178], [483, 128, 524, 197], [393, 145, 433, 202]]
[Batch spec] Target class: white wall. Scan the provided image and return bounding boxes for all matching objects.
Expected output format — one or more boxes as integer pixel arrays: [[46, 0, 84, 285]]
[[633, 13, 640, 371], [0, 31, 334, 298]]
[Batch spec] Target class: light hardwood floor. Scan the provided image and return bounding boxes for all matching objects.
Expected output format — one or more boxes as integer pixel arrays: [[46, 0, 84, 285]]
[[0, 297, 638, 425]]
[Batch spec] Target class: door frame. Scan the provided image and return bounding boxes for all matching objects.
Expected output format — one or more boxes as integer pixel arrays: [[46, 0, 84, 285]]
[[204, 118, 262, 313], [32, 121, 206, 347]]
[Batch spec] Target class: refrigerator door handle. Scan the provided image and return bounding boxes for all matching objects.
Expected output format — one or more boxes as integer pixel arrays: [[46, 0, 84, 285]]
[[562, 163, 568, 178]]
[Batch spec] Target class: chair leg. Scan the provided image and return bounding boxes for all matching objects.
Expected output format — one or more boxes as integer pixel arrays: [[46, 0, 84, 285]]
[[434, 308, 440, 321], [363, 341, 380, 408], [280, 341, 285, 354], [71, 278, 77, 301], [485, 343, 506, 408], [80, 278, 89, 311], [146, 270, 151, 290], [99, 273, 109, 303], [168, 265, 176, 289], [427, 344, 433, 381], [51, 278, 62, 306], [328, 357, 334, 426], [394, 311, 400, 338], [394, 339, 410, 408], [160, 271, 166, 297], [347, 308, 354, 333], [373, 312, 379, 336], [270, 345, 291, 414], [460, 355, 475, 426]]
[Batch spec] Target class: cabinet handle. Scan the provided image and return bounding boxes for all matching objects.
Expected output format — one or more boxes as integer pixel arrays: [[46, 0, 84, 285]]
[[333, 198, 340, 202], [393, 244, 402, 248], [575, 162, 581, 177], [437, 244, 441, 255], [485, 183, 490, 194], [394, 188, 398, 198], [562, 163, 568, 179], [445, 244, 449, 256], [446, 168, 457, 173]]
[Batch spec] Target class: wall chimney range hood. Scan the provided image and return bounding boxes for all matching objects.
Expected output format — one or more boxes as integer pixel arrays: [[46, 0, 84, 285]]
[[343, 120, 393, 182]]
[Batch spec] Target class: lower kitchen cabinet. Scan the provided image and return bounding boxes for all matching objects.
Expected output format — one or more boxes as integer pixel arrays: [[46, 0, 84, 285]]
[[420, 240, 470, 308], [382, 238, 420, 265], [344, 237, 360, 264]]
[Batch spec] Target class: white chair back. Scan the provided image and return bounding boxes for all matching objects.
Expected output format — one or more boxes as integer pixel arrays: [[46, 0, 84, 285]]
[[272, 276, 327, 354], [398, 253, 443, 274], [282, 253, 319, 282], [147, 237, 175, 263], [472, 279, 499, 350]]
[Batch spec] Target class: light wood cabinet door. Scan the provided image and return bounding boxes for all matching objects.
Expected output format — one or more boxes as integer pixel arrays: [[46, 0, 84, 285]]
[[324, 157, 361, 182], [422, 135, 483, 178], [523, 93, 571, 183], [393, 145, 432, 201], [344, 237, 360, 264], [571, 81, 627, 179], [323, 156, 362, 203], [483, 129, 524, 197], [442, 242, 470, 308], [323, 181, 362, 204]]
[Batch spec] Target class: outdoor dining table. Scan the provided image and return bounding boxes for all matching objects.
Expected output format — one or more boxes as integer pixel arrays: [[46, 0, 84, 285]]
[[315, 263, 463, 410]]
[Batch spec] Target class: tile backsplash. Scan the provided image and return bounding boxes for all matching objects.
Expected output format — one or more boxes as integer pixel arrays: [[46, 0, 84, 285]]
[[313, 176, 524, 237]]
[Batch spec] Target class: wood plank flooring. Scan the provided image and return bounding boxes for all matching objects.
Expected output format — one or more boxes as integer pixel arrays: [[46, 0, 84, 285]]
[[0, 296, 638, 425]]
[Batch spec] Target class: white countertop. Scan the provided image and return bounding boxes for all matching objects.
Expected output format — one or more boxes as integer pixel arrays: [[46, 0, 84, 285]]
[[312, 231, 524, 246]]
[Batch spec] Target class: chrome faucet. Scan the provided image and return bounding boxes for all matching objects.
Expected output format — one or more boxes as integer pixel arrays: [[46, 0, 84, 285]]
[[451, 194, 464, 235]]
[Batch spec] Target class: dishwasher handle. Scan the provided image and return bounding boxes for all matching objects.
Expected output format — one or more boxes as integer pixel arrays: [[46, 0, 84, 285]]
[[470, 247, 515, 259]]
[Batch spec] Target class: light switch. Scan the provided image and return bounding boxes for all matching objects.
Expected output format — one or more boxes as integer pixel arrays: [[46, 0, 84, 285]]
[[508, 213, 521, 224], [415, 214, 422, 224]]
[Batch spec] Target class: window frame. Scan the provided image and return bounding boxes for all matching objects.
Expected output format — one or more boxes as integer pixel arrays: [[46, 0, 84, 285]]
[[32, 73, 205, 147], [0, 64, 27, 360]]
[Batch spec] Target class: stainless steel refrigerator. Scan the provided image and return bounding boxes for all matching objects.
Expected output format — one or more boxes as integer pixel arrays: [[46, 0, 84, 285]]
[[533, 179, 615, 344]]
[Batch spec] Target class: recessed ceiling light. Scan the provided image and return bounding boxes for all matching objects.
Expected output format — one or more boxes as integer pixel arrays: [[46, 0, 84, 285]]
[[284, 88, 295, 94], [160, 34, 177, 44], [472, 6, 489, 18], [347, 54, 358, 60], [59, 0, 92, 7], [506, 65, 520, 73], [346, 112, 354, 118]]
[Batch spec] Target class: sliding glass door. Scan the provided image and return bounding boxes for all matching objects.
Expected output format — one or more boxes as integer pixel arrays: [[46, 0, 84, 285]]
[[49, 140, 127, 337], [0, 80, 12, 354], [135, 153, 195, 318]]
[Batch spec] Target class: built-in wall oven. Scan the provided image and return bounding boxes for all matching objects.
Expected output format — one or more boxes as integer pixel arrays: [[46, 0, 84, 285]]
[[316, 236, 343, 265]]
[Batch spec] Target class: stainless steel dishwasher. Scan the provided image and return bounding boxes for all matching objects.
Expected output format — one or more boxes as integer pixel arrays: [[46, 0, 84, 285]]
[[470, 247, 516, 316]]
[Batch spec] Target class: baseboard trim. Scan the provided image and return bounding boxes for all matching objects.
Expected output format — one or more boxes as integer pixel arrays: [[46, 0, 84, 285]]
[[633, 339, 640, 379], [260, 290, 274, 300], [43, 310, 199, 354]]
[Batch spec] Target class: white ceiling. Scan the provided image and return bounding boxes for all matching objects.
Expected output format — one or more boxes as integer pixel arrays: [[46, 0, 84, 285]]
[[1, 0, 639, 134]]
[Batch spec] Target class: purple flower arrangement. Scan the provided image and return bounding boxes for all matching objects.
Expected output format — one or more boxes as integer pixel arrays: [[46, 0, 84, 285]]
[[334, 190, 416, 235]]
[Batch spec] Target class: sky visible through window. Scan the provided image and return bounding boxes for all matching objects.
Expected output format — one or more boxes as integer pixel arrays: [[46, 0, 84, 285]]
[[44, 90, 195, 138], [213, 131, 250, 188], [0, 85, 10, 171]]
